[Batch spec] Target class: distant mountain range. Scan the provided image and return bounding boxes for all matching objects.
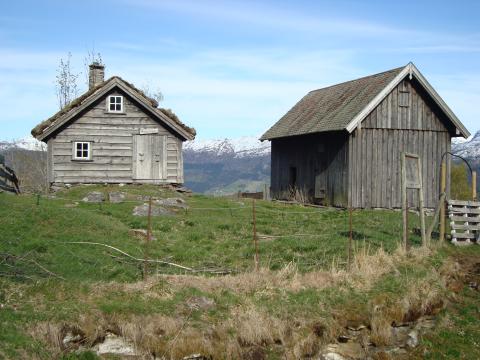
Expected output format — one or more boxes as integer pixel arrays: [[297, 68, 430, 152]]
[[2, 131, 479, 195], [183, 136, 270, 194]]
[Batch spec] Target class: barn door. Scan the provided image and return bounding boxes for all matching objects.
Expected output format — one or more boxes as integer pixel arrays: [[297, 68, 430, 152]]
[[314, 149, 327, 200], [133, 134, 165, 180]]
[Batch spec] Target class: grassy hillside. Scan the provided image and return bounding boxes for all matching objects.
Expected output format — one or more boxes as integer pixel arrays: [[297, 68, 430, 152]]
[[0, 186, 479, 359]]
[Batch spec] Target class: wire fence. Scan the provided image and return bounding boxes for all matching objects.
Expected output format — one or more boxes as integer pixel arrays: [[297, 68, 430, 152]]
[[0, 190, 424, 281]]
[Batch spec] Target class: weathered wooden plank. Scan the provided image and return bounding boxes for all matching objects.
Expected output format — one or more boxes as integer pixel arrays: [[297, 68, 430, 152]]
[[448, 206, 480, 215], [451, 223, 480, 231], [54, 156, 132, 164], [449, 215, 480, 223], [451, 232, 477, 239], [371, 129, 378, 207], [448, 199, 480, 207], [54, 135, 133, 144]]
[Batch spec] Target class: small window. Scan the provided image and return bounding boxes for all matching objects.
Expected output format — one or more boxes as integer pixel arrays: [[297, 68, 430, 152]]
[[73, 142, 91, 160], [399, 90, 410, 107], [108, 95, 123, 112]]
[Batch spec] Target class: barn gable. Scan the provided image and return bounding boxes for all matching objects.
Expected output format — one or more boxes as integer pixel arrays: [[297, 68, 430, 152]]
[[347, 76, 452, 209]]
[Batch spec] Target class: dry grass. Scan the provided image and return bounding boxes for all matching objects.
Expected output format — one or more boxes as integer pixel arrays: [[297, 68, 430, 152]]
[[26, 244, 448, 359]]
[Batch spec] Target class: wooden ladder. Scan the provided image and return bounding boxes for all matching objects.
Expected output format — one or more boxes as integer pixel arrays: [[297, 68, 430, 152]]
[[448, 199, 480, 245]]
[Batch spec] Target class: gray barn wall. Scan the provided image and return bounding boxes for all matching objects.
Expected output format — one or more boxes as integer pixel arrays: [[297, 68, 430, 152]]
[[348, 78, 452, 209], [48, 91, 184, 184], [271, 132, 349, 207]]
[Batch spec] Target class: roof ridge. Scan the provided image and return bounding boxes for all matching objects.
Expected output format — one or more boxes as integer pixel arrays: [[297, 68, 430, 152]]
[[308, 65, 407, 94]]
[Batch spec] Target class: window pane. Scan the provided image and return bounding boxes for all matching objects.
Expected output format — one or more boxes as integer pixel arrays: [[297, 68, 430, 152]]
[[77, 150, 82, 157], [116, 96, 121, 103], [110, 103, 115, 111], [116, 104, 121, 111], [77, 143, 82, 150], [83, 151, 88, 158]]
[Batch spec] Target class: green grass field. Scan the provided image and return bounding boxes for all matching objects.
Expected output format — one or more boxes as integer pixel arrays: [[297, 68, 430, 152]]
[[0, 185, 478, 359]]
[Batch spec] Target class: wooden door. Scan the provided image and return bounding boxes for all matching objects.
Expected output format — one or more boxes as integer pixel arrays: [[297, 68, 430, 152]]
[[133, 135, 165, 180], [314, 156, 327, 200]]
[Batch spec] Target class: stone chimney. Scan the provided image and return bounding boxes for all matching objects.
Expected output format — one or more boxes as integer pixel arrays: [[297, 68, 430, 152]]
[[88, 62, 105, 89]]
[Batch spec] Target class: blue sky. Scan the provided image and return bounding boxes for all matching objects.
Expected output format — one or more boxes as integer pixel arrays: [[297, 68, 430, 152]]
[[1, 0, 479, 140]]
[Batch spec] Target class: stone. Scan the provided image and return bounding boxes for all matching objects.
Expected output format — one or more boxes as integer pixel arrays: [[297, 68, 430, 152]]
[[63, 332, 83, 348], [183, 354, 210, 360], [132, 204, 173, 217], [406, 330, 419, 348], [109, 191, 126, 203], [155, 197, 188, 209], [129, 229, 156, 241], [176, 186, 193, 194], [321, 353, 346, 360], [320, 343, 364, 360], [95, 332, 137, 356], [82, 191, 105, 203], [186, 296, 216, 311]]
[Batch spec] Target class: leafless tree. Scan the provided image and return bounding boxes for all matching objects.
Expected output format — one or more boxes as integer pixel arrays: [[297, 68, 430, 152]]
[[141, 82, 164, 104], [55, 52, 80, 109], [83, 48, 104, 86]]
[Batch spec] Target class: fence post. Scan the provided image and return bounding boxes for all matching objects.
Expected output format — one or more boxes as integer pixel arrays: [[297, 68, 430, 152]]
[[440, 160, 447, 242], [36, 193, 40, 206], [252, 199, 259, 271], [473, 171, 477, 201], [401, 153, 408, 249], [348, 207, 353, 270], [144, 196, 153, 279]]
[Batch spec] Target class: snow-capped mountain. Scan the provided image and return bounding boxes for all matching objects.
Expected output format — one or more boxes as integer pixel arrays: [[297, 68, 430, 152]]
[[184, 136, 270, 158], [0, 135, 45, 151], [451, 131, 480, 159]]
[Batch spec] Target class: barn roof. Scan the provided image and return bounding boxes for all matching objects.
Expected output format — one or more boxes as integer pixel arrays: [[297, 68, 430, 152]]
[[32, 76, 196, 141], [261, 63, 470, 140]]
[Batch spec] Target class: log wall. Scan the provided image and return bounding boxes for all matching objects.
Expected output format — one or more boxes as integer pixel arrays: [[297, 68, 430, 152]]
[[49, 91, 184, 184]]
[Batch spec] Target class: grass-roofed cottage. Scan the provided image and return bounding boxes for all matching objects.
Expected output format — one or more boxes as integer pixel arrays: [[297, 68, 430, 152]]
[[32, 63, 195, 186], [261, 63, 470, 208]]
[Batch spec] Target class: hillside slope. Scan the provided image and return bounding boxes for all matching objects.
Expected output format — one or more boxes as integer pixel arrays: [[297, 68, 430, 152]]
[[0, 186, 479, 359]]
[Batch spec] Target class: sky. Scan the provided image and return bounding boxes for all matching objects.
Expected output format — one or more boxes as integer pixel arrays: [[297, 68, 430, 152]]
[[1, 0, 479, 141]]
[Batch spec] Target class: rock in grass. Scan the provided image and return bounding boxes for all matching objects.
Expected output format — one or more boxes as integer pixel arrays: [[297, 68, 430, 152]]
[[94, 332, 137, 356], [155, 197, 188, 209], [128, 229, 156, 241], [82, 191, 105, 203], [108, 192, 125, 203], [132, 204, 173, 217], [186, 296, 215, 311], [320, 342, 364, 359], [406, 329, 419, 348]]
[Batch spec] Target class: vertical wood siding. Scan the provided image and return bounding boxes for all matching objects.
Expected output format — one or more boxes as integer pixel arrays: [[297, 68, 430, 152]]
[[348, 79, 451, 208], [50, 91, 184, 184], [270, 132, 349, 207]]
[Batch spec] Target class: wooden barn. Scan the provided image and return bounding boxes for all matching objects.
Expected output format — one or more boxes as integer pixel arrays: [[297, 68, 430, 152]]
[[32, 63, 195, 186], [261, 63, 470, 208]]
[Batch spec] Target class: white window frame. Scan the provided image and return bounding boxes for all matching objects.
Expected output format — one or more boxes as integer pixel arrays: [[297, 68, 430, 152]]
[[107, 95, 124, 113], [73, 141, 92, 161]]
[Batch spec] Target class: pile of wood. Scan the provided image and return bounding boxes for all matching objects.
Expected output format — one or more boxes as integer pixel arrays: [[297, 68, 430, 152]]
[[0, 155, 20, 194], [448, 199, 480, 245]]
